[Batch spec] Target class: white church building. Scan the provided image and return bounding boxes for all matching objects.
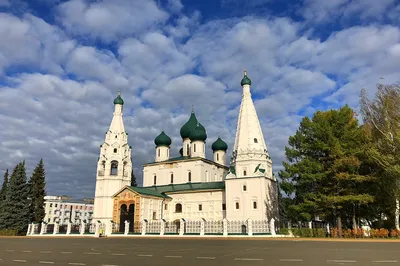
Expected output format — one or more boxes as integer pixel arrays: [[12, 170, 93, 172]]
[[93, 71, 279, 234]]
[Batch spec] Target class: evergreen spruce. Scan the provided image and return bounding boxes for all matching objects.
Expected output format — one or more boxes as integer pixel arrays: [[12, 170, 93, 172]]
[[29, 159, 46, 223], [0, 169, 9, 229], [4, 162, 29, 234], [131, 169, 137, 187]]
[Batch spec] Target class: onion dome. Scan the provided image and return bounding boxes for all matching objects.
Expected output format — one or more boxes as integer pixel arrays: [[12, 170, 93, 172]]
[[180, 110, 205, 139], [189, 124, 207, 142], [240, 70, 251, 86], [154, 131, 172, 147], [114, 90, 124, 105], [211, 137, 228, 151]]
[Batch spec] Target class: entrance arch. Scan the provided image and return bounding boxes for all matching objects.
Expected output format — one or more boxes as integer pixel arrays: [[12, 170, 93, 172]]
[[119, 203, 135, 233]]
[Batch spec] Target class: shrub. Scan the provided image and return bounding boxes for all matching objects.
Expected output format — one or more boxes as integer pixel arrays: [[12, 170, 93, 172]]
[[0, 229, 18, 236], [279, 228, 290, 235], [390, 229, 400, 238], [313, 228, 326, 238], [377, 228, 389, 238]]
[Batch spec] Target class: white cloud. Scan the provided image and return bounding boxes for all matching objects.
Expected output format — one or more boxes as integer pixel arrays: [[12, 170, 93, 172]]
[[57, 0, 169, 41]]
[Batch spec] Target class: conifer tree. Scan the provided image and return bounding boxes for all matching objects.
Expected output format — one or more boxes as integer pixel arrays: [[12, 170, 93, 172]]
[[4, 162, 29, 234], [0, 169, 9, 229], [29, 159, 46, 223], [130, 169, 137, 187]]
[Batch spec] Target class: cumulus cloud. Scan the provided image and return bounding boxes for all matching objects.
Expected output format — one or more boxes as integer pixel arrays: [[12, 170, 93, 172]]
[[0, 0, 399, 199]]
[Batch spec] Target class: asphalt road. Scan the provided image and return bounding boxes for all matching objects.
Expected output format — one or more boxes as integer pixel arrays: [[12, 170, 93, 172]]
[[1, 237, 400, 266]]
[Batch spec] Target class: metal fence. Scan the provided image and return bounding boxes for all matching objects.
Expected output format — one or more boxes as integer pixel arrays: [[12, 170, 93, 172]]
[[46, 224, 54, 234], [252, 220, 270, 234], [204, 220, 223, 235], [33, 224, 41, 234], [85, 223, 95, 234], [227, 220, 247, 235], [164, 221, 179, 234], [146, 221, 162, 234], [185, 220, 201, 234], [58, 224, 67, 234], [70, 224, 80, 234]]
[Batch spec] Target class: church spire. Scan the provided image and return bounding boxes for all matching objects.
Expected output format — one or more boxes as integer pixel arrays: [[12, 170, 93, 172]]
[[231, 70, 271, 178], [109, 91, 125, 134]]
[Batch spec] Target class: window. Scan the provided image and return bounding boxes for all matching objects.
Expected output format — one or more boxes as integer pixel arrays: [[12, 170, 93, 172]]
[[153, 175, 157, 185], [253, 201, 257, 209], [170, 173, 174, 184], [175, 203, 182, 213], [110, 161, 118, 175], [153, 211, 157, 220], [158, 148, 160, 157], [80, 206, 82, 210], [243, 170, 247, 176], [198, 204, 202, 211], [254, 138, 258, 143], [188, 172, 191, 182], [194, 143, 196, 152], [222, 204, 226, 210], [48, 218, 50, 222], [243, 185, 247, 191], [187, 144, 189, 155], [114, 148, 117, 153], [235, 202, 240, 210], [217, 153, 219, 161], [50, 203, 53, 207], [164, 204, 168, 210], [55, 204, 58, 208]]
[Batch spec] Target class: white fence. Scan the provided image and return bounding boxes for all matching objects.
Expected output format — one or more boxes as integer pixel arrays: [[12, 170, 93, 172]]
[[27, 218, 277, 237]]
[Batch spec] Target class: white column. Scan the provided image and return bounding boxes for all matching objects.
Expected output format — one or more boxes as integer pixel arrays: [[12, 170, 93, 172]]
[[247, 219, 253, 236], [66, 222, 72, 235], [141, 220, 147, 236], [80, 221, 86, 235], [308, 221, 312, 229], [124, 221, 129, 235], [160, 221, 165, 236], [95, 222, 101, 237], [200, 220, 205, 236], [179, 219, 185, 236], [223, 219, 228, 236], [40, 222, 46, 235], [270, 218, 276, 236], [106, 221, 113, 236], [26, 224, 32, 236], [53, 223, 59, 235]]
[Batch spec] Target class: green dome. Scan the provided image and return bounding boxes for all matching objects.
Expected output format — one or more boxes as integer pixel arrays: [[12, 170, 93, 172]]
[[212, 137, 228, 151], [154, 131, 172, 147], [189, 124, 207, 142], [240, 70, 251, 86], [114, 91, 124, 105], [180, 111, 205, 139]]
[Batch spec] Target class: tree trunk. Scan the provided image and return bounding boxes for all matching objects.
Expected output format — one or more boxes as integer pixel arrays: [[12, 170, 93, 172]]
[[395, 198, 399, 230], [352, 204, 357, 230], [337, 216, 342, 238]]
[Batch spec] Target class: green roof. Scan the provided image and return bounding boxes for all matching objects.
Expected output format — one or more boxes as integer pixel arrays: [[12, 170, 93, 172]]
[[143, 182, 225, 194], [189, 124, 207, 141], [180, 111, 206, 139], [126, 186, 171, 199], [240, 70, 251, 86], [114, 91, 124, 105], [211, 137, 228, 151], [154, 131, 172, 147]]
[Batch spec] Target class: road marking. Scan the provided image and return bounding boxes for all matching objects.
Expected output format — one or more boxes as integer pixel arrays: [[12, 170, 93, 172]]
[[101, 265, 120, 266], [197, 257, 216, 260], [61, 251, 72, 254], [280, 259, 304, 262], [373, 261, 398, 263], [5, 250, 15, 252], [137, 254, 153, 257], [234, 258, 264, 261], [84, 252, 101, 255], [165, 256, 182, 258], [22, 251, 32, 253], [13, 260, 27, 263], [327, 260, 356, 263], [111, 253, 126, 256], [68, 263, 86, 266], [40, 251, 51, 253], [39, 261, 55, 264]]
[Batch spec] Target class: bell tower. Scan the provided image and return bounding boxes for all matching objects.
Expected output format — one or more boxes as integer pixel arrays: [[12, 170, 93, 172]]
[[93, 91, 132, 223]]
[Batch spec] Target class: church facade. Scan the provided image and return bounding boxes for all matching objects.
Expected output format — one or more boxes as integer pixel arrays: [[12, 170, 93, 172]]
[[93, 71, 279, 232]]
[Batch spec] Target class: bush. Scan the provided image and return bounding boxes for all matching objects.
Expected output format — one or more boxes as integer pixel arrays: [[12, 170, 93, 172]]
[[0, 229, 18, 236], [313, 228, 326, 237], [279, 228, 290, 235]]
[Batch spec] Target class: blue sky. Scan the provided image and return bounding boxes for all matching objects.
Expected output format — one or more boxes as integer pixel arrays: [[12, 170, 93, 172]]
[[0, 0, 399, 199]]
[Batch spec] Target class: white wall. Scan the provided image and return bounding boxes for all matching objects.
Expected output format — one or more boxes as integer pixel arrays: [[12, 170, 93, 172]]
[[142, 159, 228, 187], [162, 191, 226, 221]]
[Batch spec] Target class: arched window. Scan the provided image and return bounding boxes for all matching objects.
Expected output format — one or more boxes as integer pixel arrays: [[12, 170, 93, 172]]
[[188, 172, 191, 182], [170, 173, 174, 184], [217, 153, 219, 161], [175, 203, 182, 213], [254, 138, 258, 143], [153, 175, 157, 185], [110, 161, 118, 175], [235, 202, 240, 210], [120, 204, 127, 215], [253, 201, 257, 209], [194, 143, 196, 152], [187, 144, 189, 155], [243, 185, 247, 192], [243, 170, 247, 176], [113, 148, 117, 153], [158, 148, 160, 157]]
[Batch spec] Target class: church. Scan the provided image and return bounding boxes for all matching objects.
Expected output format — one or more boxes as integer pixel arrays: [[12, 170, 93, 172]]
[[93, 71, 279, 233]]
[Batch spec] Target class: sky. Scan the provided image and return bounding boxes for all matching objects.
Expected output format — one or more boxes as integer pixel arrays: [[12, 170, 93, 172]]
[[0, 0, 399, 199]]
